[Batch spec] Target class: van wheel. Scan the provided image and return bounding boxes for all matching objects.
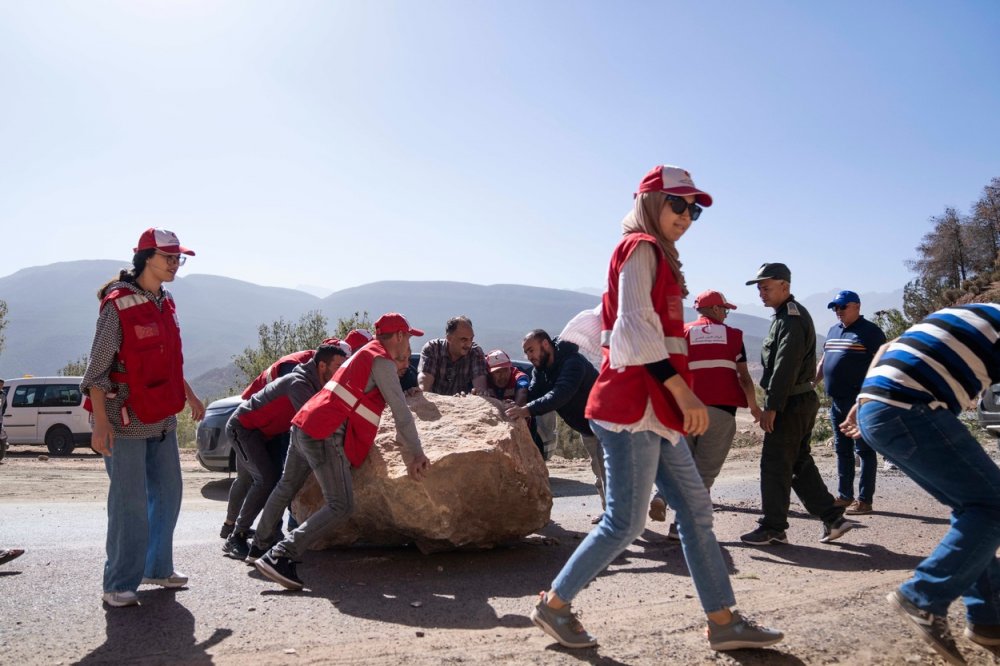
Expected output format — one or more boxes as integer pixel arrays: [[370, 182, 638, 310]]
[[45, 425, 75, 456]]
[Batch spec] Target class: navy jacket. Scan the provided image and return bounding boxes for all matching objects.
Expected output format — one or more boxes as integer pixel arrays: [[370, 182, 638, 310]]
[[526, 338, 598, 436]]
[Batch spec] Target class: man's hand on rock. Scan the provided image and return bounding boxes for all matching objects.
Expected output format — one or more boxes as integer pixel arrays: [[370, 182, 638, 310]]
[[407, 453, 430, 481], [505, 405, 530, 420]]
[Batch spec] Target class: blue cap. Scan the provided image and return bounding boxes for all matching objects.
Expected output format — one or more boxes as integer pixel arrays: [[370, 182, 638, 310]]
[[827, 290, 860, 309]]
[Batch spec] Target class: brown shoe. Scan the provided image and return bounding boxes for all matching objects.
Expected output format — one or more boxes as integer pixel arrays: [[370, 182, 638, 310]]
[[833, 497, 853, 508], [845, 500, 873, 515], [648, 496, 667, 522]]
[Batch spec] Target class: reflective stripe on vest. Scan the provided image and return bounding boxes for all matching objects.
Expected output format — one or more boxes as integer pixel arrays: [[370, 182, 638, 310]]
[[114, 293, 150, 310], [688, 359, 738, 371], [599, 330, 687, 356], [326, 380, 381, 427]]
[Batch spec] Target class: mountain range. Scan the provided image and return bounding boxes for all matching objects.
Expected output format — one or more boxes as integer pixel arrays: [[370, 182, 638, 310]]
[[0, 260, 856, 399]]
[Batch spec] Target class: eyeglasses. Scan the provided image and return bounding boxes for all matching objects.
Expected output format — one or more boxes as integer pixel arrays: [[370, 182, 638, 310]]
[[155, 251, 186, 266], [665, 195, 702, 221], [833, 304, 855, 311]]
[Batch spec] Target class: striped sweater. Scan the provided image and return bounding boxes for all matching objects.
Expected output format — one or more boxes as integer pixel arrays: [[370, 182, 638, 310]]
[[859, 304, 1000, 413]]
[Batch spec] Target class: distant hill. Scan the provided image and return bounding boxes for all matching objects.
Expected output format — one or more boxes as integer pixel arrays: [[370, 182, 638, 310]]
[[1, 261, 781, 399]]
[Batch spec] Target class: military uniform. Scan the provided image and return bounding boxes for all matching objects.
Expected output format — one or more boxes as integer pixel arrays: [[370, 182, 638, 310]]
[[757, 296, 844, 532]]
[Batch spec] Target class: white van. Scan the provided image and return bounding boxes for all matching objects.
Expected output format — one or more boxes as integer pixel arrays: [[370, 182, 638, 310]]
[[1, 377, 92, 455]]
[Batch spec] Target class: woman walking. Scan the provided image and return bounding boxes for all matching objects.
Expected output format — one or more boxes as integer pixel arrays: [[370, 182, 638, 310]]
[[530, 165, 783, 651], [81, 228, 205, 607]]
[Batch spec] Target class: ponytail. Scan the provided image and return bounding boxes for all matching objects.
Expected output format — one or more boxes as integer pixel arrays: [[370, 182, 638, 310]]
[[97, 249, 156, 299]]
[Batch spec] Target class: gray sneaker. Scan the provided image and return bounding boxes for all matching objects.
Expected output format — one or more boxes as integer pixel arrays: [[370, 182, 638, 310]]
[[707, 611, 784, 651], [888, 589, 966, 665], [530, 592, 597, 649], [820, 516, 856, 543]]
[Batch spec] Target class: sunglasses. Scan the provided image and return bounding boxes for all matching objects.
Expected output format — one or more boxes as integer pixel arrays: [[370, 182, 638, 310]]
[[833, 304, 855, 311], [665, 195, 702, 221], [155, 251, 187, 266]]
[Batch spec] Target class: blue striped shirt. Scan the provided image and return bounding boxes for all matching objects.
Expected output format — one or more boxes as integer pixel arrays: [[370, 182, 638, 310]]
[[859, 304, 1000, 413]]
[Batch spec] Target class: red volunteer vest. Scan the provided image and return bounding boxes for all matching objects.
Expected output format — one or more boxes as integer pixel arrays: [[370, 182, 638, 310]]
[[98, 287, 186, 424], [292, 341, 392, 467], [236, 393, 299, 438], [488, 368, 527, 400], [684, 316, 747, 407], [241, 350, 315, 399], [585, 233, 690, 433]]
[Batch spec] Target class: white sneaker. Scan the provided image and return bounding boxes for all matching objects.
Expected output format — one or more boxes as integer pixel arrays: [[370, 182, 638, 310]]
[[102, 591, 139, 607], [141, 571, 188, 588], [883, 459, 898, 471]]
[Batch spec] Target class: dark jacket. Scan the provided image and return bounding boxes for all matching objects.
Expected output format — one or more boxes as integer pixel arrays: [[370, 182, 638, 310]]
[[760, 296, 817, 412], [527, 338, 598, 436]]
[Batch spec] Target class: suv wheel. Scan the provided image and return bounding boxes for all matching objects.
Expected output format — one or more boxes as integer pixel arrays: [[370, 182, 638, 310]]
[[45, 425, 75, 456]]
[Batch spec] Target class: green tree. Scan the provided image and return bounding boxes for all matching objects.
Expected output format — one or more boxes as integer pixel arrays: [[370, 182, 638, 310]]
[[231, 310, 329, 389], [0, 299, 8, 357], [58, 355, 90, 377], [332, 310, 372, 339], [902, 277, 949, 322], [871, 309, 910, 341]]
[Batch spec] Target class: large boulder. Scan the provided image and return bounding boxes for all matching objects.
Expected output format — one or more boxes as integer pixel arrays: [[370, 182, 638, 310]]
[[291, 393, 552, 553]]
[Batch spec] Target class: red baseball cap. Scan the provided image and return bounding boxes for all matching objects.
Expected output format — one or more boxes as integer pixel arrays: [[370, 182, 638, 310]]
[[693, 290, 736, 310], [320, 338, 352, 356], [374, 313, 424, 337], [343, 329, 374, 353], [134, 228, 195, 255], [636, 165, 713, 207], [485, 349, 513, 372]]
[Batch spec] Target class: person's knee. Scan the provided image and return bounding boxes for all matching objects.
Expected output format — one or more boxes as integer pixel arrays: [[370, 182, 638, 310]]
[[322, 490, 354, 517]]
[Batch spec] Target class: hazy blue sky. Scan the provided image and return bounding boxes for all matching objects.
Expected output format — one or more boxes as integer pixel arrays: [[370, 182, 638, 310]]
[[2, 1, 998, 307]]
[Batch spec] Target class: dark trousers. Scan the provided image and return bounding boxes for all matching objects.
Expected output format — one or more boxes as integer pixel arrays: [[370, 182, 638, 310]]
[[226, 419, 289, 532], [830, 396, 877, 503], [759, 391, 843, 531]]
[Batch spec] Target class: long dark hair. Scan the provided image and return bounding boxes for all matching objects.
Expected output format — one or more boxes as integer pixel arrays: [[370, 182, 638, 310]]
[[97, 249, 156, 299]]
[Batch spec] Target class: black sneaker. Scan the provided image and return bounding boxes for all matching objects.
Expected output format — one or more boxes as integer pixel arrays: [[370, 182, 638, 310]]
[[255, 552, 303, 591], [740, 526, 788, 546], [219, 522, 235, 539], [888, 589, 966, 665], [222, 531, 251, 560], [245, 542, 269, 564], [820, 516, 856, 543]]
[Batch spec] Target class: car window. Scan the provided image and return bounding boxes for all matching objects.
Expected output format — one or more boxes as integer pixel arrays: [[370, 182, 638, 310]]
[[11, 385, 42, 407], [41, 384, 83, 407]]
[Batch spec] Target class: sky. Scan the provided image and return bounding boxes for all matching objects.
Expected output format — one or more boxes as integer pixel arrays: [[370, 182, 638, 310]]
[[1, 1, 998, 307]]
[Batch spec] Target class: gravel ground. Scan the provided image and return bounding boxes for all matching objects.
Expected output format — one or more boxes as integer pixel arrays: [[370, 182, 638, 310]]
[[1, 432, 998, 665]]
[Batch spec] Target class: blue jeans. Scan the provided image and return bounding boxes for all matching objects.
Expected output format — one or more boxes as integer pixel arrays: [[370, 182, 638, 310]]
[[859, 401, 1000, 622], [830, 397, 877, 503], [102, 432, 183, 593], [551, 422, 735, 613], [253, 426, 354, 560]]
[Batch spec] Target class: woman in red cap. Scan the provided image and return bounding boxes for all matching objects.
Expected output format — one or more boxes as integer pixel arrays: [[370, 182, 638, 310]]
[[81, 228, 205, 608], [530, 166, 784, 651]]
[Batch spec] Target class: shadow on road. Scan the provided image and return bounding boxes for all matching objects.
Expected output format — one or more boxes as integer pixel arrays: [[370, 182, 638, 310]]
[[246, 521, 592, 632], [200, 478, 234, 502], [3, 448, 100, 459], [728, 539, 925, 573], [713, 502, 949, 526], [550, 476, 601, 499], [76, 591, 232, 665]]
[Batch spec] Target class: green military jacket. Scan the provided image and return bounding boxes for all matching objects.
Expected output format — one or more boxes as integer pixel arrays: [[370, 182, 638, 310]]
[[759, 295, 817, 412]]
